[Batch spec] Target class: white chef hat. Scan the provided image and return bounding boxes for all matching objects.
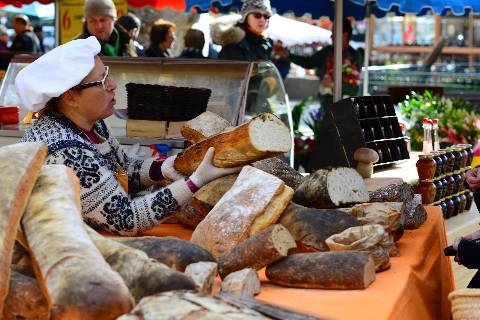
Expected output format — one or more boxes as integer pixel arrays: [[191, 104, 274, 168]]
[[15, 36, 101, 112]]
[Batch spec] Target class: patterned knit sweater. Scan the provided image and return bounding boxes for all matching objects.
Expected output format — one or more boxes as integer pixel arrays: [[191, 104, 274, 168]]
[[21, 115, 192, 235]]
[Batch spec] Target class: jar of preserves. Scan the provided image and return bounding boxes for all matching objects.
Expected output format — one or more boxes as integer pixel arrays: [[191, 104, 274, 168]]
[[450, 147, 464, 171], [465, 190, 474, 211], [444, 196, 454, 219], [438, 200, 447, 219], [458, 192, 467, 214], [451, 194, 461, 217], [461, 144, 474, 166], [433, 178, 443, 202], [440, 149, 455, 173], [452, 171, 462, 194], [430, 151, 444, 177], [416, 154, 436, 180], [445, 174, 455, 197], [415, 179, 436, 204], [459, 168, 467, 192]]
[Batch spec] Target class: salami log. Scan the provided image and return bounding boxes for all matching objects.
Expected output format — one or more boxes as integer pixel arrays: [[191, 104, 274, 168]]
[[86, 227, 196, 301], [266, 251, 375, 289], [174, 113, 292, 175], [22, 165, 134, 320], [218, 224, 296, 278], [114, 236, 215, 272], [0, 142, 47, 314]]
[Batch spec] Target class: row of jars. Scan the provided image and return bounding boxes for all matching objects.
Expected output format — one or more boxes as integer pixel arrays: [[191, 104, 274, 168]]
[[415, 168, 470, 204], [416, 144, 474, 180], [432, 190, 475, 219]]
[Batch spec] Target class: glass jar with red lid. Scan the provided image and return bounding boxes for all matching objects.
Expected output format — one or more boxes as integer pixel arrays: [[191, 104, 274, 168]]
[[416, 154, 436, 180], [415, 179, 436, 204]]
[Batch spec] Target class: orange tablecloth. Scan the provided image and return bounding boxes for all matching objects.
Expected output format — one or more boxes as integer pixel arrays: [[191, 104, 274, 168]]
[[140, 206, 454, 320]]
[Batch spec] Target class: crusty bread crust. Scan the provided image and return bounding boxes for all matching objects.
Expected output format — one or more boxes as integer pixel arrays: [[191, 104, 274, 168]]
[[0, 142, 47, 314]]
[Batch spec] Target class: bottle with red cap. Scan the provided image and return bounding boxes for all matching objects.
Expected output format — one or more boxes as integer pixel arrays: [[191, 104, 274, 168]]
[[432, 118, 440, 151], [422, 118, 433, 154]]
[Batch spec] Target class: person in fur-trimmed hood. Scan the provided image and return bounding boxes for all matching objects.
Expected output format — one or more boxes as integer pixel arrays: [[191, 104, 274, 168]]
[[214, 0, 273, 61]]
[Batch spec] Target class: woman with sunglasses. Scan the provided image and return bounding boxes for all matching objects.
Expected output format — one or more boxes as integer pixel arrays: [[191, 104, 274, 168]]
[[17, 36, 238, 235], [216, 0, 273, 61]]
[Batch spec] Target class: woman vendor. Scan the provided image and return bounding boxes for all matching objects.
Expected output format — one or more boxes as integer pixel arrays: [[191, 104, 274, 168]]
[[17, 36, 238, 235]]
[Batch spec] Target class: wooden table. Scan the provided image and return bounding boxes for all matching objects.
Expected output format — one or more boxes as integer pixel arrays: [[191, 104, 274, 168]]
[[142, 206, 454, 320]]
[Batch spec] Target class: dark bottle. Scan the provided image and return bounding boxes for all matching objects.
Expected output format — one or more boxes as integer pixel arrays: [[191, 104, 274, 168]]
[[438, 200, 447, 219], [465, 190, 474, 211], [460, 144, 474, 166], [430, 151, 444, 177], [445, 196, 454, 219], [437, 150, 449, 175], [452, 171, 462, 194], [451, 194, 461, 217], [439, 175, 448, 199], [445, 174, 455, 197], [433, 178, 443, 202], [415, 179, 436, 204], [450, 147, 464, 171], [440, 149, 455, 173], [459, 168, 467, 192], [458, 192, 467, 214]]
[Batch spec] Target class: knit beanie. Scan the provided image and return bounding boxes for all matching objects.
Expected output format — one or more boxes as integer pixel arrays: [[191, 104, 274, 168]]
[[239, 0, 272, 23], [84, 0, 117, 19]]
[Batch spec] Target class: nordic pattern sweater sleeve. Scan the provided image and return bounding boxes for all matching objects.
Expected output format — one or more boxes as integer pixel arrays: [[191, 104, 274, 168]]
[[21, 116, 193, 235]]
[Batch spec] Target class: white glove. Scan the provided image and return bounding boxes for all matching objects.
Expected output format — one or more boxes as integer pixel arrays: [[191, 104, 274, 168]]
[[161, 155, 185, 181], [189, 147, 241, 187]]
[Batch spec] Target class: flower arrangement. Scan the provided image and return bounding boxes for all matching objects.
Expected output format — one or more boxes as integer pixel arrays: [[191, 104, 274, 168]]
[[399, 91, 480, 153], [320, 57, 361, 97]]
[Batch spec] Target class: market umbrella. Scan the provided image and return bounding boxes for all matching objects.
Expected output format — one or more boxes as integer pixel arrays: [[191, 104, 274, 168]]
[[351, 0, 480, 15], [267, 14, 331, 46]]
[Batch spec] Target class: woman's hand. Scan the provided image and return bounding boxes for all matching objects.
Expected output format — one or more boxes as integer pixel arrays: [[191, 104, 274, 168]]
[[189, 147, 241, 187], [161, 155, 185, 181], [466, 167, 480, 191]]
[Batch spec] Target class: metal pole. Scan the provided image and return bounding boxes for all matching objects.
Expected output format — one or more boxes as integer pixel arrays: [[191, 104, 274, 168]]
[[333, 0, 343, 102], [54, 0, 60, 47], [362, 2, 372, 96]]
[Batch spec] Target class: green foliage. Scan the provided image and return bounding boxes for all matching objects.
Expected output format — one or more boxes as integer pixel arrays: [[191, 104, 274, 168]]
[[291, 97, 312, 134], [399, 91, 480, 150]]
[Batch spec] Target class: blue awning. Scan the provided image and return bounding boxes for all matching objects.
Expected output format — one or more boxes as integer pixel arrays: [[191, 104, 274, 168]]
[[351, 0, 480, 16]]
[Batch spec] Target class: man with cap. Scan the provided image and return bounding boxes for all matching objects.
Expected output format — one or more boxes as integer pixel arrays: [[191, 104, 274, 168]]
[[17, 37, 238, 235], [10, 14, 42, 54], [77, 0, 137, 57]]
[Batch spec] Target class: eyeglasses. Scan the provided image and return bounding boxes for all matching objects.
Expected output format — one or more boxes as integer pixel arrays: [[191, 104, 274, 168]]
[[72, 66, 110, 91], [252, 12, 271, 20]]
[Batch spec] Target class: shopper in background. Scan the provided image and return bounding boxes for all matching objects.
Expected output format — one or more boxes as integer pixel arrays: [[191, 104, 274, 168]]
[[178, 29, 205, 59], [10, 14, 41, 54], [0, 25, 8, 51], [77, 0, 137, 57], [215, 0, 273, 61], [33, 25, 45, 53], [145, 19, 176, 58], [117, 12, 144, 56], [275, 18, 363, 109]]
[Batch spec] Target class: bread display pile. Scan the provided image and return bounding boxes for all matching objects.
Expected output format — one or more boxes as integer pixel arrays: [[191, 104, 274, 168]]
[[1, 112, 428, 319]]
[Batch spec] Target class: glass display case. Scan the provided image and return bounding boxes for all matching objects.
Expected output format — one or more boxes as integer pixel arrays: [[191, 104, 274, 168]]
[[0, 56, 293, 165]]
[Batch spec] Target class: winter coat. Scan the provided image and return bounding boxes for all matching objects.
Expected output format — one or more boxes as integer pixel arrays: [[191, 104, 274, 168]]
[[178, 47, 205, 59], [76, 23, 137, 57], [10, 30, 42, 54], [144, 45, 169, 58], [213, 23, 273, 61]]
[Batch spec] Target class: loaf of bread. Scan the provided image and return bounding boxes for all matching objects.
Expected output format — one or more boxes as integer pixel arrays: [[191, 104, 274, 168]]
[[174, 113, 292, 175], [0, 142, 47, 315], [180, 111, 232, 143], [279, 203, 360, 252], [293, 167, 369, 208], [22, 165, 134, 320], [192, 174, 238, 216], [191, 166, 292, 257], [252, 157, 304, 190], [368, 183, 414, 203]]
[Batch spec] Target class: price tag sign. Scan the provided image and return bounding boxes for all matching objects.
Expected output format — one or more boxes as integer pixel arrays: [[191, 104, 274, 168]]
[[58, 0, 128, 44]]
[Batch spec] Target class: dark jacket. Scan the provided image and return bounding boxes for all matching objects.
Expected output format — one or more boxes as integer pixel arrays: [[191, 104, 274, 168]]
[[10, 30, 41, 54], [178, 47, 204, 59], [214, 24, 273, 61], [76, 23, 137, 57], [144, 45, 169, 58]]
